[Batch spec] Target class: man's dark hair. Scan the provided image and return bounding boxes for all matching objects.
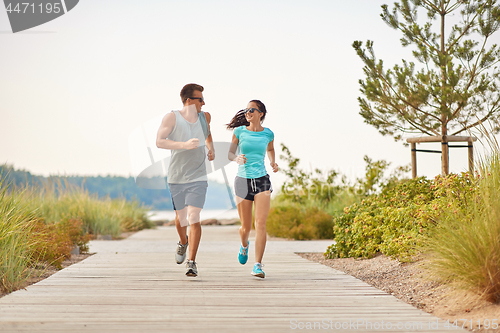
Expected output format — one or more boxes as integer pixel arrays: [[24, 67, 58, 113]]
[[180, 83, 204, 104]]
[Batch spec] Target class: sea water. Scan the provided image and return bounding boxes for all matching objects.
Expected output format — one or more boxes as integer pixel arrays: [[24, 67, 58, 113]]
[[148, 209, 239, 221]]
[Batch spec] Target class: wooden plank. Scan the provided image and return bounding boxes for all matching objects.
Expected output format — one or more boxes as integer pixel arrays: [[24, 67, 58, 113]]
[[406, 135, 477, 143], [0, 226, 464, 333]]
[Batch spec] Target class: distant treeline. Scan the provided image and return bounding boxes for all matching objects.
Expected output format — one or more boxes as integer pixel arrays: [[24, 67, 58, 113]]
[[0, 165, 234, 210]]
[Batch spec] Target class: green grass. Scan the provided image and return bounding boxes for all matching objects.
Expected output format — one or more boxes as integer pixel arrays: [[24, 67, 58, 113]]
[[423, 152, 500, 302], [0, 172, 154, 294], [28, 178, 154, 237], [0, 179, 39, 293]]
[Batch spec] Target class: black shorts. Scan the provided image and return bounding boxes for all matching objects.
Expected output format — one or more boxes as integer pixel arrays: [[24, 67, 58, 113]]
[[234, 174, 273, 201]]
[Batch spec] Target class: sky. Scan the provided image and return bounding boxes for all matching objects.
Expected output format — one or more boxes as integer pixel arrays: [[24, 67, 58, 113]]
[[1, 0, 498, 191]]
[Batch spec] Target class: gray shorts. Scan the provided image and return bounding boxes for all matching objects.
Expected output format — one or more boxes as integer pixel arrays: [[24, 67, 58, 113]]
[[168, 181, 208, 211]]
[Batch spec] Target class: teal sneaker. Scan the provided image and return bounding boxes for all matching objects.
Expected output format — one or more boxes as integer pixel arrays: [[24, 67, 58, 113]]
[[238, 241, 249, 265], [251, 263, 265, 278]]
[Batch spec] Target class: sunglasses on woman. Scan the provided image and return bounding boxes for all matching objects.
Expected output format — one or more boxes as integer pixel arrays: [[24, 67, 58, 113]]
[[244, 108, 262, 114]]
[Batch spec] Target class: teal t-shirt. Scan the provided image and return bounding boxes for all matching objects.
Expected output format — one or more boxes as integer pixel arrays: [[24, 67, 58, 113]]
[[234, 126, 274, 179]]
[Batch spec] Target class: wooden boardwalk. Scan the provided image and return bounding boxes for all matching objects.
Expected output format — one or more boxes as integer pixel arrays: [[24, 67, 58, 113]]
[[0, 226, 461, 332]]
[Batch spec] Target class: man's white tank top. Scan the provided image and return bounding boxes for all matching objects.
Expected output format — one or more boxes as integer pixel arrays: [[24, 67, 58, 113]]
[[167, 111, 207, 184]]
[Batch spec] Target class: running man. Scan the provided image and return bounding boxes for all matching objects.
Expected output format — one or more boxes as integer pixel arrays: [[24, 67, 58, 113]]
[[156, 83, 215, 277]]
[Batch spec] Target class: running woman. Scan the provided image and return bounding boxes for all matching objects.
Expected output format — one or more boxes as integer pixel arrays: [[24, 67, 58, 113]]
[[227, 100, 278, 278]]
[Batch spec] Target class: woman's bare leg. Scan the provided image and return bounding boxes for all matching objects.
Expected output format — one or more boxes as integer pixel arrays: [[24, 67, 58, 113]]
[[237, 198, 254, 247], [253, 191, 271, 263]]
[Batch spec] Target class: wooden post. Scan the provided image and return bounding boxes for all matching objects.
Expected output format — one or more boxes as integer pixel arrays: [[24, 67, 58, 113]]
[[442, 136, 449, 175], [407, 135, 476, 177], [468, 139, 474, 174], [411, 142, 417, 179]]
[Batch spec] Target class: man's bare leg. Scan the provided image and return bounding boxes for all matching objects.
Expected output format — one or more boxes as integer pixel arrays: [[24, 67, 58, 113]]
[[184, 206, 202, 277], [174, 208, 189, 264], [187, 206, 202, 261], [174, 211, 188, 245]]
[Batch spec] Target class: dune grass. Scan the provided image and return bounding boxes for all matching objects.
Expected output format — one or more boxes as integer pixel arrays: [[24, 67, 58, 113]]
[[423, 152, 500, 302], [28, 177, 153, 237], [0, 178, 39, 292], [0, 172, 153, 294], [423, 125, 500, 302]]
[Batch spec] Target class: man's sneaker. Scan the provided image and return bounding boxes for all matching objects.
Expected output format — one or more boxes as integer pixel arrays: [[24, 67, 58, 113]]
[[238, 241, 249, 265], [186, 260, 198, 277], [175, 236, 188, 264], [251, 263, 265, 278]]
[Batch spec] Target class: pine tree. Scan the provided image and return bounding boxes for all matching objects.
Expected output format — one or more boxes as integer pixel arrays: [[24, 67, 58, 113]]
[[354, 0, 500, 174]]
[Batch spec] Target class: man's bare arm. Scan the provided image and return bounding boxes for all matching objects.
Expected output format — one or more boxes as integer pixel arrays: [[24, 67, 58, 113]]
[[156, 112, 199, 150], [204, 112, 215, 161]]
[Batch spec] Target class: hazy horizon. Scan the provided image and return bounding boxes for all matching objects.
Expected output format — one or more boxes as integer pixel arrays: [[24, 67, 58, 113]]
[[2, 1, 499, 191]]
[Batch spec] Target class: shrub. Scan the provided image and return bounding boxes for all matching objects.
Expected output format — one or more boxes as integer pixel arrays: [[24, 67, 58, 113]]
[[267, 205, 333, 240], [32, 217, 92, 269], [279, 144, 343, 205], [325, 173, 477, 261], [274, 144, 411, 241]]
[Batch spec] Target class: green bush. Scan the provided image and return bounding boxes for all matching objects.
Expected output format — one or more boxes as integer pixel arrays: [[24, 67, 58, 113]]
[[325, 173, 477, 261], [267, 205, 334, 240], [32, 217, 92, 269], [279, 143, 343, 205], [272, 144, 413, 241]]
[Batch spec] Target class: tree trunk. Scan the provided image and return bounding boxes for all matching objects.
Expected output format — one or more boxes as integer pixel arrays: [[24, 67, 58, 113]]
[[411, 142, 417, 178], [440, 4, 449, 175]]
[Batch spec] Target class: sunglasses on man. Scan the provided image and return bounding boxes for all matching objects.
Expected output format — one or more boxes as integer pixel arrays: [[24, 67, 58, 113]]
[[189, 97, 204, 103]]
